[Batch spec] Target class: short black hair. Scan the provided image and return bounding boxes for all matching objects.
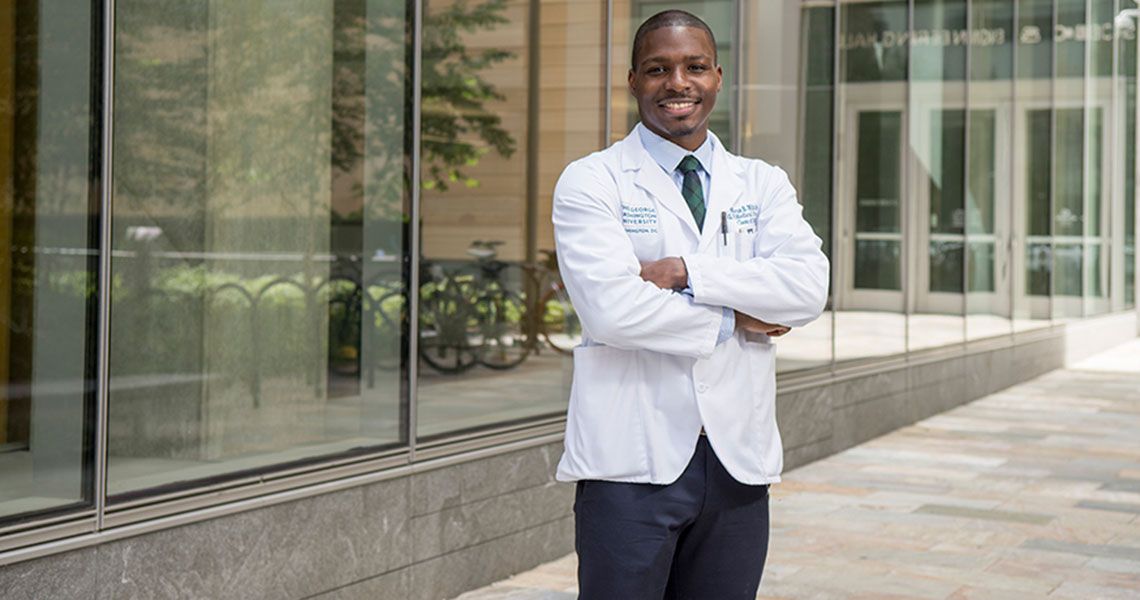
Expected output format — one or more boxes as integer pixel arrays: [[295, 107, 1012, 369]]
[[631, 10, 718, 69]]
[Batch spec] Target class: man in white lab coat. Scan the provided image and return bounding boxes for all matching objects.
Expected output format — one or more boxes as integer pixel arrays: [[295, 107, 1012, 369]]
[[551, 9, 829, 600]]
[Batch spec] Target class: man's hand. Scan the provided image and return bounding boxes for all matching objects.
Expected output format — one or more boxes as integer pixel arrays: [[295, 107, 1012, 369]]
[[639, 257, 688, 290], [734, 310, 790, 337]]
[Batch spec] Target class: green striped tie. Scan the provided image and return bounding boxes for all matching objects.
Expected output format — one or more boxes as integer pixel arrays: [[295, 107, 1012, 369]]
[[677, 155, 705, 231]]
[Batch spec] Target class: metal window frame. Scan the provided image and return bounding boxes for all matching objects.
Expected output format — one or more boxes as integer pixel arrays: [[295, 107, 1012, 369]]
[[965, 0, 975, 340], [94, 0, 115, 536], [1135, 1, 1140, 313], [408, 0, 423, 464]]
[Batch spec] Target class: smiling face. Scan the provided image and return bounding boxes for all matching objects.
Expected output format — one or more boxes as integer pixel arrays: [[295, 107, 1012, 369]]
[[628, 25, 722, 151]]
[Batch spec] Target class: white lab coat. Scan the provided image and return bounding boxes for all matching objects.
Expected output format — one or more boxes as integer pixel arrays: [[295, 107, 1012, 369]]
[[552, 125, 829, 485]]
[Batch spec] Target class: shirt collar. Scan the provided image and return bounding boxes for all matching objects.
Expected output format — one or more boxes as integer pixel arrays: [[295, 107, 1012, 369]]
[[636, 122, 715, 176]]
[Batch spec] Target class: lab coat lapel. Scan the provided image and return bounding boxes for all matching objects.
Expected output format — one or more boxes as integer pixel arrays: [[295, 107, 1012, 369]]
[[699, 138, 745, 254], [622, 132, 702, 241]]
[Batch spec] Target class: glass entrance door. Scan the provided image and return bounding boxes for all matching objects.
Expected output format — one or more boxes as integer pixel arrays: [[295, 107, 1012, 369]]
[[914, 107, 1008, 317], [837, 99, 1013, 340], [842, 109, 905, 309]]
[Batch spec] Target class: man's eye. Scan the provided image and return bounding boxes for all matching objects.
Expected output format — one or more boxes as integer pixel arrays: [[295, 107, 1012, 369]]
[[689, 65, 707, 72], [648, 66, 665, 74]]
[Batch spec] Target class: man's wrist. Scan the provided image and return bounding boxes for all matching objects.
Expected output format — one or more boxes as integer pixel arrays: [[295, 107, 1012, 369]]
[[677, 256, 690, 289]]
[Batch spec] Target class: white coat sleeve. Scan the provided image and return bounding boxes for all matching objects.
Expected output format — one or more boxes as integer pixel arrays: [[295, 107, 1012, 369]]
[[553, 160, 723, 358], [682, 167, 829, 328]]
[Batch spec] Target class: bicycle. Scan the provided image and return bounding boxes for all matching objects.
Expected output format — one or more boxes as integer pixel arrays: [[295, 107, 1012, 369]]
[[373, 242, 581, 375], [409, 247, 528, 374], [530, 249, 580, 355], [463, 241, 531, 370]]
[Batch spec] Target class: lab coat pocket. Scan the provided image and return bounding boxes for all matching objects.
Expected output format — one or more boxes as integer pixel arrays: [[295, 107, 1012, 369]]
[[563, 345, 650, 479], [733, 227, 756, 262]]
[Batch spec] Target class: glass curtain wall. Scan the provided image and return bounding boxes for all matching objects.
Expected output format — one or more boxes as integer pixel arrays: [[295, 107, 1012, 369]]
[[1053, 0, 1087, 319], [108, 0, 411, 497], [1087, 0, 1112, 315], [821, 0, 1136, 354], [791, 1, 837, 371], [910, 0, 968, 351], [414, 0, 604, 440], [1014, 0, 1054, 328], [743, 0, 833, 371], [0, 0, 99, 524], [833, 0, 909, 361], [967, 0, 1014, 339]]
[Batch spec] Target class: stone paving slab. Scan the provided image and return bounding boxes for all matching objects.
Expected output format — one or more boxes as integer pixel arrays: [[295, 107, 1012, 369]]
[[454, 339, 1140, 599]]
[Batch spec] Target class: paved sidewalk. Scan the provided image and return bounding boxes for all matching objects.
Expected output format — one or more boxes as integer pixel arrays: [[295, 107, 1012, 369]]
[[455, 339, 1140, 599]]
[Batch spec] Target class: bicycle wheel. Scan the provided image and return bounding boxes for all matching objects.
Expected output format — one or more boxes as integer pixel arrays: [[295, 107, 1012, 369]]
[[419, 282, 480, 374], [475, 289, 530, 370], [369, 288, 406, 371], [540, 283, 581, 354]]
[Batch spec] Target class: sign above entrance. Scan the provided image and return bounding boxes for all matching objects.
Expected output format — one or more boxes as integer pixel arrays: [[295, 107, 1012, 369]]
[[839, 22, 1134, 51]]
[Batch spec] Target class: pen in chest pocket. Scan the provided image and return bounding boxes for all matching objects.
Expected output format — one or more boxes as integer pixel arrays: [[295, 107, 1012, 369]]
[[720, 211, 728, 246]]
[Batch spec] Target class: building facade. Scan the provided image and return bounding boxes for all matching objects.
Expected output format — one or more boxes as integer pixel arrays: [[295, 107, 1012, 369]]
[[1, 0, 1137, 598]]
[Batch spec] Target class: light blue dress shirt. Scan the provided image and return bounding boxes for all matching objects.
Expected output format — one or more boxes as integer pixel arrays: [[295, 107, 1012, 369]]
[[637, 124, 735, 345]]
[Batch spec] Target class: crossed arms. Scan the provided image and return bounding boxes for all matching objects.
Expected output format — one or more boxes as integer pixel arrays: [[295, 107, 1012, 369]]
[[551, 160, 828, 359], [638, 257, 791, 337]]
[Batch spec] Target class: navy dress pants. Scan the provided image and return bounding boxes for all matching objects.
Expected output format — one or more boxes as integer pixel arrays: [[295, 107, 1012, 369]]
[[573, 437, 770, 600]]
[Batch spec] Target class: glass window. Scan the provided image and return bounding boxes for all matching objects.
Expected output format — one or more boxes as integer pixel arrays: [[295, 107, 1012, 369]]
[[965, 106, 1009, 338], [1013, 0, 1054, 329], [1016, 0, 1053, 80], [108, 0, 410, 497], [834, 0, 907, 362], [1024, 109, 1055, 300], [909, 0, 966, 352], [1053, 107, 1085, 312], [1085, 0, 1112, 314], [966, 0, 1013, 341], [970, 0, 1013, 81], [1049, 0, 1083, 321], [1026, 109, 1053, 240], [769, 2, 834, 373], [929, 109, 967, 295], [415, 0, 603, 440], [0, 0, 98, 522], [1054, 108, 1084, 239], [1054, 242, 1084, 297], [840, 0, 908, 84], [966, 109, 998, 296], [855, 112, 904, 238], [1055, 0, 1086, 79], [1086, 107, 1107, 304], [799, 5, 835, 262], [853, 110, 904, 292]]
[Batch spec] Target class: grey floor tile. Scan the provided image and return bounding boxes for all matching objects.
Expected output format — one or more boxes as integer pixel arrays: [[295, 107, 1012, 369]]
[[914, 504, 1054, 525], [1021, 538, 1140, 562]]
